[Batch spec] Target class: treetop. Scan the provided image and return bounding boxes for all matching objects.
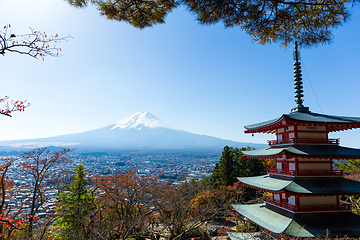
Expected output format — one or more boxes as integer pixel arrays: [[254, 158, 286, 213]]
[[66, 0, 359, 47]]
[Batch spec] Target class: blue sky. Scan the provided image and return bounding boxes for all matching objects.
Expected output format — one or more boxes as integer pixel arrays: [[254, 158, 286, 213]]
[[1, 0, 360, 148]]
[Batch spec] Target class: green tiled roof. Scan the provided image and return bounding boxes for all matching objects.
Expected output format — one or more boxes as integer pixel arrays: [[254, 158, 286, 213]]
[[233, 203, 360, 237], [244, 117, 282, 130], [243, 145, 360, 158], [232, 204, 293, 234], [237, 175, 360, 194], [227, 232, 264, 240], [237, 175, 292, 192], [244, 111, 360, 130], [286, 177, 360, 194], [287, 111, 360, 123]]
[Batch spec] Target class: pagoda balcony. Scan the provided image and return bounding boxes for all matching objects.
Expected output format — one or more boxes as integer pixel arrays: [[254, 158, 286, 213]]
[[268, 138, 340, 146], [264, 197, 296, 212], [268, 168, 343, 177], [264, 197, 352, 213]]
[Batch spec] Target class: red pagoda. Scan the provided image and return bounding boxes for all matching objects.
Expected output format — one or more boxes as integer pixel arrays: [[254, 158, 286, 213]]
[[231, 43, 360, 238]]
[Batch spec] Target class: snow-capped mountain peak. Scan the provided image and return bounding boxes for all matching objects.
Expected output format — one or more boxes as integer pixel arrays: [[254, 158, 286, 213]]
[[111, 112, 176, 130]]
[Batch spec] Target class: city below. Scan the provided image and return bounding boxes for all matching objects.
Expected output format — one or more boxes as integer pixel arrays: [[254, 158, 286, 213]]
[[4, 149, 223, 222]]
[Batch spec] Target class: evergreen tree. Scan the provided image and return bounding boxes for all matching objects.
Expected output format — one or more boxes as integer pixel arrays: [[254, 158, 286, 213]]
[[66, 0, 357, 47], [209, 146, 267, 188], [217, 146, 237, 187], [335, 159, 360, 176], [54, 164, 98, 240], [206, 162, 220, 187], [235, 148, 267, 178]]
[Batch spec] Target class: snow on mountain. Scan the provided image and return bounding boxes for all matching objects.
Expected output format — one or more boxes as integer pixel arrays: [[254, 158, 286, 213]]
[[111, 112, 176, 130]]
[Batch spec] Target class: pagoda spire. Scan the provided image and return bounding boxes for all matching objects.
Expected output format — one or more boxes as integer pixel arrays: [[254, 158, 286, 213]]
[[291, 41, 310, 113]]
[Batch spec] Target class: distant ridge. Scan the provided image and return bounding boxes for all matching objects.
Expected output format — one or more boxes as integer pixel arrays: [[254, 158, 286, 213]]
[[0, 112, 266, 153]]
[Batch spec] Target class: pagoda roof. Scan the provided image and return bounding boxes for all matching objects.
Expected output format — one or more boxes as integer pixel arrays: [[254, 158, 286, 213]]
[[227, 232, 264, 240], [237, 175, 360, 195], [233, 203, 360, 237], [244, 111, 360, 133], [243, 145, 360, 159]]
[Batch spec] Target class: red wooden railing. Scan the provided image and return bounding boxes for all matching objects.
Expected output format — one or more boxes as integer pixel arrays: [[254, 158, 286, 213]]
[[267, 168, 296, 176], [268, 168, 343, 177], [264, 197, 296, 212], [264, 197, 352, 212], [268, 138, 339, 146]]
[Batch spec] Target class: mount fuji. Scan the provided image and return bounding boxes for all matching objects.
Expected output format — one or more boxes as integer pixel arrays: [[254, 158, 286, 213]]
[[0, 112, 265, 153]]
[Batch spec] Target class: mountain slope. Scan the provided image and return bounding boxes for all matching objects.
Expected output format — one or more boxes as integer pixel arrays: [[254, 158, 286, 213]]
[[0, 112, 266, 152]]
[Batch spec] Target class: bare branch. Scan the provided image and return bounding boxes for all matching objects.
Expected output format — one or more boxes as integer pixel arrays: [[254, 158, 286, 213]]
[[0, 25, 71, 59]]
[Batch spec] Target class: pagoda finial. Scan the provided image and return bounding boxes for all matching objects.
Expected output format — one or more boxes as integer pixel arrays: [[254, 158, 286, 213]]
[[291, 41, 310, 113]]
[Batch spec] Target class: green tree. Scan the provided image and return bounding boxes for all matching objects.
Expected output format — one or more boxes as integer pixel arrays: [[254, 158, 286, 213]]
[[334, 159, 360, 176], [211, 146, 238, 187], [235, 152, 267, 178], [54, 164, 98, 240], [208, 146, 266, 188], [66, 0, 357, 47]]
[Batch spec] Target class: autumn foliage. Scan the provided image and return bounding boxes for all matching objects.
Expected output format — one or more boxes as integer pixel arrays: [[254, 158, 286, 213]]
[[0, 96, 30, 117], [0, 148, 73, 240], [0, 147, 247, 240], [94, 172, 244, 239]]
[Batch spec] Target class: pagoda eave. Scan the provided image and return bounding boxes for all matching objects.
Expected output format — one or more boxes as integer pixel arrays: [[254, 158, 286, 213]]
[[237, 181, 354, 197], [242, 145, 360, 159], [244, 121, 360, 134], [244, 112, 360, 134], [237, 175, 360, 195], [232, 203, 360, 238], [227, 232, 264, 240]]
